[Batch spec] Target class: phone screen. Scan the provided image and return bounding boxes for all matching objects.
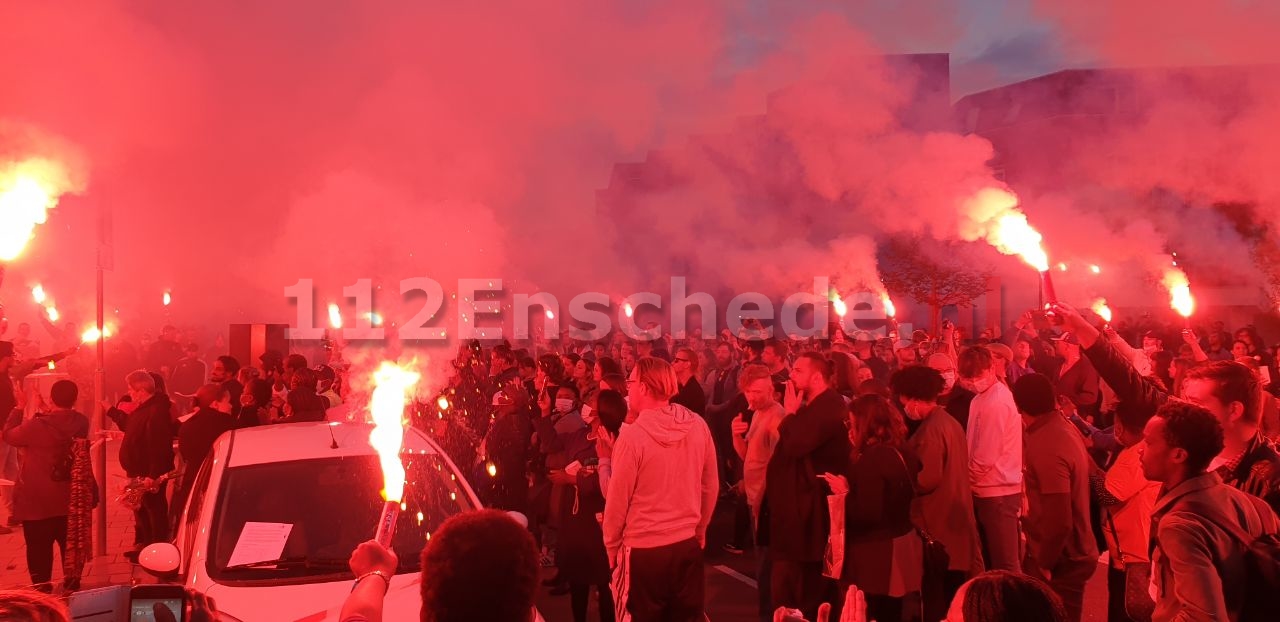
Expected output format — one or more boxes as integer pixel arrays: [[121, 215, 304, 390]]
[[130, 599, 183, 621]]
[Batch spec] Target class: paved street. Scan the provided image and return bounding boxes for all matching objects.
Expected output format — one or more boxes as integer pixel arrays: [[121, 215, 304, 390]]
[[1, 438, 144, 593]]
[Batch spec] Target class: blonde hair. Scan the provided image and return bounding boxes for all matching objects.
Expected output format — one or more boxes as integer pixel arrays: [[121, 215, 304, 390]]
[[126, 370, 156, 394], [634, 356, 678, 401]]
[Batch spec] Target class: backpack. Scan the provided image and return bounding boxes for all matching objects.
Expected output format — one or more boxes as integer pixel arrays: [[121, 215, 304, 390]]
[[1187, 500, 1280, 622], [37, 417, 74, 482]]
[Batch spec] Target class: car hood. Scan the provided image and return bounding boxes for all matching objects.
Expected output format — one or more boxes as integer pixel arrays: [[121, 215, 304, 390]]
[[207, 576, 543, 622], [207, 574, 422, 622]]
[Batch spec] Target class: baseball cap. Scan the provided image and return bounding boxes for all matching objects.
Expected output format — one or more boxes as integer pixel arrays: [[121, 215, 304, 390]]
[[1051, 332, 1080, 346], [313, 365, 336, 381], [986, 343, 1013, 360]]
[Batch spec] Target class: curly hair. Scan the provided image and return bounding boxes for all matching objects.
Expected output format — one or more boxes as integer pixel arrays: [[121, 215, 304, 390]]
[[419, 510, 539, 622], [1156, 400, 1225, 474]]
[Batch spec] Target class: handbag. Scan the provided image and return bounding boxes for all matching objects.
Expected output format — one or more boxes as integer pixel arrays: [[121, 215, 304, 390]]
[[889, 448, 951, 582]]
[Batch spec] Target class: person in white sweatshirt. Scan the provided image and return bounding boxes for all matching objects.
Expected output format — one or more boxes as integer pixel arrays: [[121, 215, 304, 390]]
[[603, 356, 719, 621], [957, 346, 1024, 573]]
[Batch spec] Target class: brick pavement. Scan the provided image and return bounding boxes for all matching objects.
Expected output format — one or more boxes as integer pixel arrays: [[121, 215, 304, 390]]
[[1, 438, 148, 593]]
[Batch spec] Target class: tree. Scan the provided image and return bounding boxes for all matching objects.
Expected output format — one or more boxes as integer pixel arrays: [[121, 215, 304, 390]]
[[878, 237, 994, 334]]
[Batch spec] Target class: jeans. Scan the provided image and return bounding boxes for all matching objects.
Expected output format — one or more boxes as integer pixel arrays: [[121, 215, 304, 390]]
[[973, 494, 1021, 572]]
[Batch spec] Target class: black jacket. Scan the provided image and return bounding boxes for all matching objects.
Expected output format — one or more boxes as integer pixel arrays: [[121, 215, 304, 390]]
[[672, 377, 707, 416], [766, 388, 852, 562], [108, 394, 175, 478]]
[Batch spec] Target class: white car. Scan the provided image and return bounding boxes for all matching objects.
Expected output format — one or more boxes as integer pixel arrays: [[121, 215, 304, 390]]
[[140, 421, 482, 622]]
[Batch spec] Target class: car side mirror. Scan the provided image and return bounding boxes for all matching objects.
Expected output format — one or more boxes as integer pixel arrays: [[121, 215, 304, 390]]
[[138, 542, 181, 578]]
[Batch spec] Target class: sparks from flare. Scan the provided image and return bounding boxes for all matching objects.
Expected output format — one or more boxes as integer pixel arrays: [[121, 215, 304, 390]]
[[163, 291, 172, 306], [623, 302, 634, 318], [436, 396, 450, 411], [0, 159, 73, 262], [545, 309, 555, 319], [1089, 265, 1101, 275]]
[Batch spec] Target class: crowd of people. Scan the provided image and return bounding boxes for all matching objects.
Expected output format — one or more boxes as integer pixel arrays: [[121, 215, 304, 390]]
[[3, 299, 1280, 621]]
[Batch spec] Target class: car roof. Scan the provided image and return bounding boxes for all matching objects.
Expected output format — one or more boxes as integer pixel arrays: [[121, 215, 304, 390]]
[[222, 422, 439, 467]]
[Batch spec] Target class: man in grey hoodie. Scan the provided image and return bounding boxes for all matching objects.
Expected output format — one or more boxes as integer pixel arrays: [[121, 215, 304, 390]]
[[604, 356, 719, 622]]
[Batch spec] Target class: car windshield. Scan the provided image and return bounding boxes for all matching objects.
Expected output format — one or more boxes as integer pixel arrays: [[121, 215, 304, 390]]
[[207, 452, 473, 583]]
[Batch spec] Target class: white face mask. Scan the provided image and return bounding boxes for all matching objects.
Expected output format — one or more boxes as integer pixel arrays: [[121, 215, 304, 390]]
[[554, 398, 575, 414], [940, 370, 957, 392], [580, 404, 595, 424], [961, 375, 995, 394]]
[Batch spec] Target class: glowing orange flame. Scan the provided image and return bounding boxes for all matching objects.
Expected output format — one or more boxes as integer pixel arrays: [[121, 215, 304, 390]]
[[31, 284, 46, 305], [487, 462, 498, 477], [545, 309, 555, 319], [436, 396, 450, 411], [327, 303, 343, 329], [81, 325, 113, 343], [962, 187, 1050, 271], [0, 159, 74, 261], [370, 362, 420, 504], [828, 288, 848, 317], [623, 302, 634, 318], [1089, 265, 1101, 274], [1057, 263, 1068, 272], [163, 291, 172, 306], [1165, 270, 1194, 318], [1091, 299, 1113, 323], [45, 306, 59, 323], [882, 294, 896, 319]]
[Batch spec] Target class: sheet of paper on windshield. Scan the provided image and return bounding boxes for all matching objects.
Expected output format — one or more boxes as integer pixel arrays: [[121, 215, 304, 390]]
[[227, 522, 294, 567]]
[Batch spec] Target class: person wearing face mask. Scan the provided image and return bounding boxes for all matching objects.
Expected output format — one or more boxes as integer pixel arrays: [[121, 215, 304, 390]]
[[928, 353, 974, 431], [174, 383, 233, 499], [535, 385, 591, 595], [890, 365, 982, 621], [552, 390, 615, 622], [956, 346, 1024, 574]]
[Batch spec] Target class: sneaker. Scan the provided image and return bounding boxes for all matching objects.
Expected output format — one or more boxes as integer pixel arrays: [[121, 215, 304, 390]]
[[722, 544, 746, 555]]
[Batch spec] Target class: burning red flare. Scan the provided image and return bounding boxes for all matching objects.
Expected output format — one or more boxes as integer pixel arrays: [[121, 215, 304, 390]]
[[0, 159, 74, 262], [370, 362, 420, 546]]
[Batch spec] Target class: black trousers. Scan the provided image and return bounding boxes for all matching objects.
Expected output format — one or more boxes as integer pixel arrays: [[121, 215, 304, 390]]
[[571, 582, 616, 622], [771, 559, 834, 622], [23, 516, 68, 591], [134, 483, 169, 546], [627, 538, 705, 622]]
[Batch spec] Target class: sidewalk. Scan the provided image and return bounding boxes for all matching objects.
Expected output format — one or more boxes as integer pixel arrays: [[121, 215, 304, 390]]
[[1, 439, 146, 592]]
